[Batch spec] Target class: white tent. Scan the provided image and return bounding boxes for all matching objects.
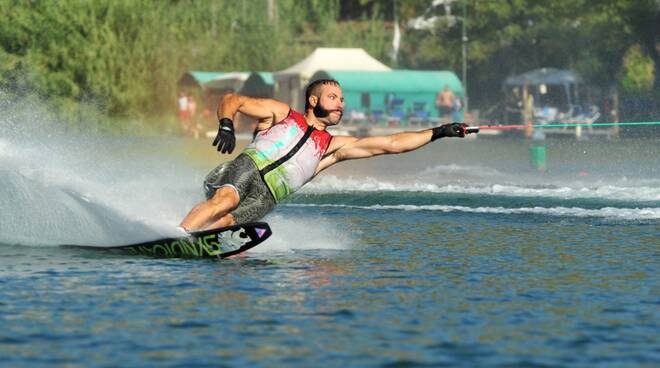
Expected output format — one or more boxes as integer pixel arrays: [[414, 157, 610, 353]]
[[274, 48, 391, 111]]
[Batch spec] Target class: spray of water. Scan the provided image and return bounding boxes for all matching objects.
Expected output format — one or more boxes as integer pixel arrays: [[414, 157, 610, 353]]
[[0, 93, 352, 251], [0, 94, 201, 246]]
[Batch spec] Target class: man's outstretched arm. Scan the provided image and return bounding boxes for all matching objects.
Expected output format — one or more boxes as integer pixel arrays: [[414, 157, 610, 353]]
[[316, 123, 469, 173]]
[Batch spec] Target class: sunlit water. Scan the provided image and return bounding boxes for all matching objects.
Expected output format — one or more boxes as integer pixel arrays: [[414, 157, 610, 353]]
[[1, 107, 658, 366]]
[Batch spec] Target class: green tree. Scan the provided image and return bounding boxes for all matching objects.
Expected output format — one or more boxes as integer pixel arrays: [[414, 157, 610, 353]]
[[395, 0, 658, 112], [621, 44, 656, 94]]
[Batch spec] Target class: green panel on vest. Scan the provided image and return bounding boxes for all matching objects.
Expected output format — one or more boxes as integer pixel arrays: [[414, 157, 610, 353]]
[[263, 167, 292, 202]]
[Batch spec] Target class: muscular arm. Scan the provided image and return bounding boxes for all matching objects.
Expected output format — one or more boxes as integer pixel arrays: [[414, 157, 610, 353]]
[[316, 129, 434, 173], [218, 93, 290, 128], [316, 123, 468, 174]]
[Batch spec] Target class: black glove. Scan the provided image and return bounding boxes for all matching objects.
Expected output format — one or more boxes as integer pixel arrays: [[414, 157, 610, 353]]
[[431, 122, 468, 141], [212, 118, 236, 154]]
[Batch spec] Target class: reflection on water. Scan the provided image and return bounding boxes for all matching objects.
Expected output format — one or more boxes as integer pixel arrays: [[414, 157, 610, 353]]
[[0, 133, 658, 366], [1, 214, 657, 366]]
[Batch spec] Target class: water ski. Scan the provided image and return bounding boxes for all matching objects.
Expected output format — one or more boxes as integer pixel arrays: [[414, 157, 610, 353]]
[[62, 222, 272, 259]]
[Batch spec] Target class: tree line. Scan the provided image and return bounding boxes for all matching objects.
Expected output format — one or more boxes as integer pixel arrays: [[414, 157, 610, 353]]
[[0, 0, 657, 132]]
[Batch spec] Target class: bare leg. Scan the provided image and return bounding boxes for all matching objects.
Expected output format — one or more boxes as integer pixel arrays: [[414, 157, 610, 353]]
[[180, 186, 240, 231], [207, 213, 237, 229]]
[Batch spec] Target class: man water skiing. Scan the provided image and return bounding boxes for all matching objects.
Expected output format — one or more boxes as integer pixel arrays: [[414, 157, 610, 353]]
[[180, 79, 472, 231]]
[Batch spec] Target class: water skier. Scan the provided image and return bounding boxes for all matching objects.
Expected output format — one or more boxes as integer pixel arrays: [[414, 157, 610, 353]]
[[180, 79, 471, 231]]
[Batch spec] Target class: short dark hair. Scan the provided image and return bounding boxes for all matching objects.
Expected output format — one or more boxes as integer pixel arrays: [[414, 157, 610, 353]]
[[304, 79, 340, 110]]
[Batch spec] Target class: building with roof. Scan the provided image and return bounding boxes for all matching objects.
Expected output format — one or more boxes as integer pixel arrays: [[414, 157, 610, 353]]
[[239, 72, 274, 98]]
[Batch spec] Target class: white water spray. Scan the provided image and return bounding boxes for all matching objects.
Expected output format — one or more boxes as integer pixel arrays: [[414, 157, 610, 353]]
[[0, 96, 200, 246]]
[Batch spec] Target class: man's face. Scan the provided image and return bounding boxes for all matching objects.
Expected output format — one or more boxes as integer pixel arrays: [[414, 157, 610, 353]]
[[314, 84, 344, 125]]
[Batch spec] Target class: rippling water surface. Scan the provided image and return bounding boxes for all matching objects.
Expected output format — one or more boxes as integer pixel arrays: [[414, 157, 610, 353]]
[[0, 115, 658, 366]]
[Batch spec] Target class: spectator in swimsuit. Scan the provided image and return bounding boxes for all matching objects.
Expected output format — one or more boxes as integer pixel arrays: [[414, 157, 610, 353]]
[[436, 84, 455, 123]]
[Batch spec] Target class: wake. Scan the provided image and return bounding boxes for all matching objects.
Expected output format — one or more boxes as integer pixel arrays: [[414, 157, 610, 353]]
[[283, 203, 660, 221], [303, 174, 660, 202]]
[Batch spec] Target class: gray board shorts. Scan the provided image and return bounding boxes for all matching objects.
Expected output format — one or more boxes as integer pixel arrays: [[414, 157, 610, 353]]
[[203, 153, 276, 224]]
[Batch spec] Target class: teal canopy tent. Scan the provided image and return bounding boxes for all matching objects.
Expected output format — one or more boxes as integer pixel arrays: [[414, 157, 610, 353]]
[[177, 71, 227, 89]]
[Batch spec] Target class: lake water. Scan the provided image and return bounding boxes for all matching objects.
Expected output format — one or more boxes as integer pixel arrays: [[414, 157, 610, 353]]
[[0, 118, 658, 366]]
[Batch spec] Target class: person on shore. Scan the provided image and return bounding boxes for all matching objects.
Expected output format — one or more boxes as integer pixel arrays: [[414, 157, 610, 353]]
[[178, 92, 189, 128], [436, 84, 455, 123], [187, 94, 199, 139], [179, 79, 471, 232]]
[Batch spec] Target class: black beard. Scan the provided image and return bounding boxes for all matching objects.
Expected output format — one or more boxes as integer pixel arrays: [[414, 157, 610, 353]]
[[313, 103, 331, 118], [313, 103, 343, 121]]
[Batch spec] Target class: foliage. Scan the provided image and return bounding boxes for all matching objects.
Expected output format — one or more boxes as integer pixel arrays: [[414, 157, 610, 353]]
[[364, 0, 659, 119], [0, 0, 373, 131], [621, 45, 656, 94], [0, 0, 658, 131]]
